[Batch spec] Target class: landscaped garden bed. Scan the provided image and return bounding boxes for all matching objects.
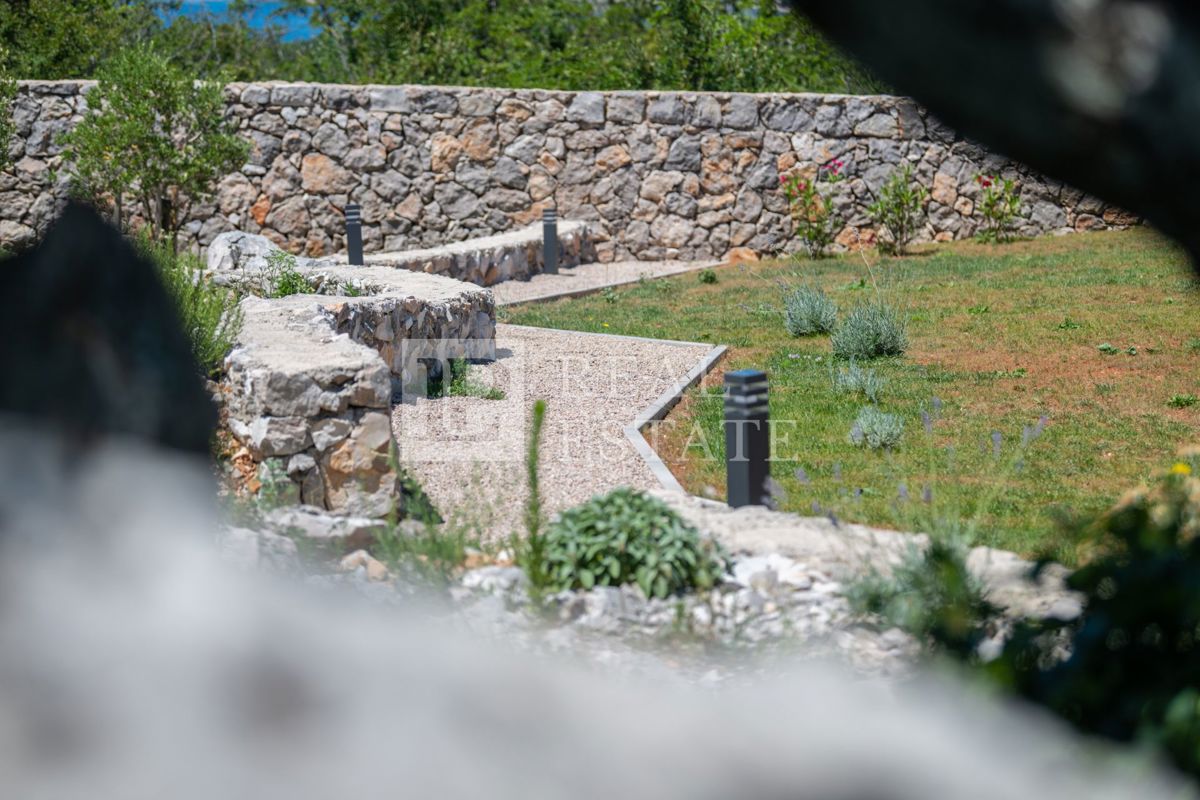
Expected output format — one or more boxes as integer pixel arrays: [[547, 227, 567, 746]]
[[504, 228, 1199, 561]]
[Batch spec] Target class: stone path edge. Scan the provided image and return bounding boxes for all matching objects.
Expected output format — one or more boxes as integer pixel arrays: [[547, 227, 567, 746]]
[[493, 260, 720, 306], [626, 343, 727, 494]]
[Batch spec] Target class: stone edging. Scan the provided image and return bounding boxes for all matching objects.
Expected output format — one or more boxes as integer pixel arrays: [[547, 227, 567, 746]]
[[625, 343, 728, 494]]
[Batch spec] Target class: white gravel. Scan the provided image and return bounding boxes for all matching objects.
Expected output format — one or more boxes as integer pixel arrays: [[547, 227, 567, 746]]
[[490, 260, 718, 305], [392, 323, 718, 541]]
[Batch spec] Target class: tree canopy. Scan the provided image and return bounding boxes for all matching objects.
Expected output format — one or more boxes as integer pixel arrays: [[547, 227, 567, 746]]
[[0, 0, 880, 93]]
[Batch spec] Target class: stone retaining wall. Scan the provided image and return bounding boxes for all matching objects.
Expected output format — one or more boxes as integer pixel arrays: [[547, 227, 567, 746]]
[[219, 255, 494, 518], [4, 80, 1135, 260]]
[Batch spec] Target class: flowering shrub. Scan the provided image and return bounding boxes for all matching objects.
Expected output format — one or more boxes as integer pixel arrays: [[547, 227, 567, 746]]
[[781, 158, 846, 258], [867, 163, 928, 255], [974, 174, 1022, 243]]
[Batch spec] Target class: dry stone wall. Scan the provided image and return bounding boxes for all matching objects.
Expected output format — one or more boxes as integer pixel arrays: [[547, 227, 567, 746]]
[[218, 258, 494, 518], [4, 80, 1135, 259]]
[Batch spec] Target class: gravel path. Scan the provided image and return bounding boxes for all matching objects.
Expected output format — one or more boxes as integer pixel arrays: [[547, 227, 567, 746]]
[[490, 260, 718, 306], [392, 323, 718, 541]]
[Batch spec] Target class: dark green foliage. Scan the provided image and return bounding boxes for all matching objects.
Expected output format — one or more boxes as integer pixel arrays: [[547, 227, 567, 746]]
[[135, 234, 242, 379], [849, 535, 998, 659], [2, 0, 877, 95], [56, 44, 249, 241], [831, 301, 908, 359], [520, 399, 551, 594], [0, 0, 160, 80], [698, 268, 718, 284], [982, 460, 1200, 780], [868, 456, 1200, 782], [0, 51, 15, 172], [784, 285, 837, 336], [541, 488, 730, 598], [425, 359, 505, 400]]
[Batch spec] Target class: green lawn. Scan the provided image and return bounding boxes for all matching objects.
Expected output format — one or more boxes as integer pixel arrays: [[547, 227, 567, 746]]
[[502, 229, 1200, 561]]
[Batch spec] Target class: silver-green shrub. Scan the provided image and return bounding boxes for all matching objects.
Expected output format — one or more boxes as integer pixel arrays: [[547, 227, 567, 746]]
[[831, 301, 908, 359], [849, 405, 904, 450], [784, 286, 838, 336], [833, 360, 885, 403]]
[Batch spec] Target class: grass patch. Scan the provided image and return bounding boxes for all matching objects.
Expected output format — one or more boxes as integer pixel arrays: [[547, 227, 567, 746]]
[[504, 229, 1200, 561]]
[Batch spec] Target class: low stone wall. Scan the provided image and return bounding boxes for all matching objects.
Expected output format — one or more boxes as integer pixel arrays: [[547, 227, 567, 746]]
[[4, 80, 1134, 260], [218, 246, 495, 518]]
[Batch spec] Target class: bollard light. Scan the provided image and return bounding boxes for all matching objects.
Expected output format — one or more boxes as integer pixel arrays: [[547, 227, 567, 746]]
[[724, 369, 770, 508], [346, 203, 364, 266], [542, 207, 558, 275]]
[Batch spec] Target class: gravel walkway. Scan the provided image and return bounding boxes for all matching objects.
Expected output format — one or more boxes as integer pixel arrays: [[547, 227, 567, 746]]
[[392, 323, 718, 541], [490, 260, 718, 306]]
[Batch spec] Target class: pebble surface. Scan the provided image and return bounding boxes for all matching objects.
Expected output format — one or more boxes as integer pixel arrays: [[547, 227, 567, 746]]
[[391, 323, 716, 542]]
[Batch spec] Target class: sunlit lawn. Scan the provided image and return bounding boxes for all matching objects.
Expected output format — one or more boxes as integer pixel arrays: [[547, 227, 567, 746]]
[[503, 229, 1200, 561]]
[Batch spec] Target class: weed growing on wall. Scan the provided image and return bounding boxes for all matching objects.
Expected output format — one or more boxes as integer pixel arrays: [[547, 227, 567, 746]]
[[258, 250, 312, 298]]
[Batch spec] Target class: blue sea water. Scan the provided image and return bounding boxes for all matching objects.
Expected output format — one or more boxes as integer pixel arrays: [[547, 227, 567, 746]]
[[162, 1, 316, 41]]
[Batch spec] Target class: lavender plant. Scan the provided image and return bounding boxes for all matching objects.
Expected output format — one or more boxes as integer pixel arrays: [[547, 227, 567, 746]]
[[831, 301, 909, 359], [849, 405, 904, 450], [832, 360, 885, 403], [784, 285, 838, 336]]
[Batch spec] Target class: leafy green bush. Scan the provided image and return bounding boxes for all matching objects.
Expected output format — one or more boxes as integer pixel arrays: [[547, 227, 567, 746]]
[[57, 43, 248, 242], [974, 174, 1023, 243], [867, 163, 927, 255], [698, 267, 718, 284], [831, 301, 909, 359], [983, 454, 1200, 781], [784, 285, 838, 336], [258, 250, 312, 298], [861, 452, 1200, 782], [136, 235, 242, 378], [781, 159, 847, 258], [849, 405, 904, 450], [833, 360, 885, 403], [541, 488, 729, 599], [1168, 394, 1197, 409]]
